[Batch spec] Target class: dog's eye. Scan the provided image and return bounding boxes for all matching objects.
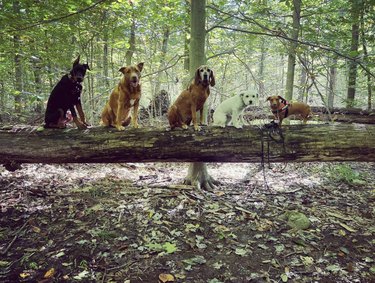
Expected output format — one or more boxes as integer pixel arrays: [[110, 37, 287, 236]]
[[246, 95, 249, 98], [207, 68, 211, 72], [252, 95, 255, 98]]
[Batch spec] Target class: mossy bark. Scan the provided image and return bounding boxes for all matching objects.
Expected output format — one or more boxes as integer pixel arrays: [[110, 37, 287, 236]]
[[1, 124, 375, 164]]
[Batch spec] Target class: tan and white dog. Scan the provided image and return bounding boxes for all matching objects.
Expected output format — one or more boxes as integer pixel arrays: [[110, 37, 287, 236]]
[[213, 91, 258, 128], [101, 62, 144, 131]]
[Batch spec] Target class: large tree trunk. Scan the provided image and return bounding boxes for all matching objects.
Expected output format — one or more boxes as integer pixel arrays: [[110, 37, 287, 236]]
[[189, 0, 206, 74], [185, 0, 215, 190], [285, 0, 301, 101], [1, 125, 375, 165]]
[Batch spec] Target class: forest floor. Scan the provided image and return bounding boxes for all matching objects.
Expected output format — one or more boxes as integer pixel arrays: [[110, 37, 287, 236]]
[[0, 162, 374, 283]]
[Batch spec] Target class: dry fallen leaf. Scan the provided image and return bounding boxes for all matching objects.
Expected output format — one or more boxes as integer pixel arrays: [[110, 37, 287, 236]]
[[32, 226, 41, 233], [44, 268, 55, 279], [19, 272, 30, 279], [159, 273, 175, 283]]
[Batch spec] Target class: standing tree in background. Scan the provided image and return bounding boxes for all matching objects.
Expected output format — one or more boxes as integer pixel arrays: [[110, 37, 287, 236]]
[[13, 1, 23, 114], [346, 0, 361, 108], [125, 2, 136, 65], [285, 0, 301, 101], [183, 0, 217, 190]]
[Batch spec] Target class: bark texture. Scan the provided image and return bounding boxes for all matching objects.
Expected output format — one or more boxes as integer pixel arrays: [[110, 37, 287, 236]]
[[1, 124, 375, 164]]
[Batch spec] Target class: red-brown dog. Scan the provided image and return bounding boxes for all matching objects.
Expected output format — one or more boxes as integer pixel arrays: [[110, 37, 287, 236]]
[[101, 62, 144, 131], [266, 95, 311, 126], [168, 65, 215, 131]]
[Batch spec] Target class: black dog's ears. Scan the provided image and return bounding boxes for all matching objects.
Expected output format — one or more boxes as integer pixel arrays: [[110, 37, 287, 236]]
[[73, 55, 80, 67], [84, 63, 90, 71], [266, 96, 271, 101], [209, 69, 215, 87]]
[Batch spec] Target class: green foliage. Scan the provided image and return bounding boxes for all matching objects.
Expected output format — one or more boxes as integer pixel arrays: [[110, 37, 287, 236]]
[[326, 164, 365, 185], [0, 0, 373, 124]]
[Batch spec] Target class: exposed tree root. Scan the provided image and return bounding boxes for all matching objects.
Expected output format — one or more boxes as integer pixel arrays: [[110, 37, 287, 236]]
[[183, 162, 219, 190]]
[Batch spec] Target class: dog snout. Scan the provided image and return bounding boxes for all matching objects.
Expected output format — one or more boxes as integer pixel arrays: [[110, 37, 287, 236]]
[[249, 100, 253, 105], [131, 75, 138, 82], [76, 76, 83, 83]]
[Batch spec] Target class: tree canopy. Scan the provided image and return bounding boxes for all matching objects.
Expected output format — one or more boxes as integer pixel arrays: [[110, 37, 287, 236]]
[[0, 0, 373, 124]]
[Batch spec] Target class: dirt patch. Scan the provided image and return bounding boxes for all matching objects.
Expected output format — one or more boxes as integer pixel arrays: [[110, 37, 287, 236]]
[[1, 162, 374, 282]]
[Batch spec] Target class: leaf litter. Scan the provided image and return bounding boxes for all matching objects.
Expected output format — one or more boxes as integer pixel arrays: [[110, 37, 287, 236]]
[[0, 162, 374, 282]]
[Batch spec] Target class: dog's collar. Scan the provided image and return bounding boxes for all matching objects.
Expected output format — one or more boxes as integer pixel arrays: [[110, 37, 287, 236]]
[[272, 101, 289, 116], [68, 73, 81, 84]]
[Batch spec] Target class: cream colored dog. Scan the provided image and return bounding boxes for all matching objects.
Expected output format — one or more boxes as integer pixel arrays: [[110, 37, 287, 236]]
[[213, 91, 258, 128]]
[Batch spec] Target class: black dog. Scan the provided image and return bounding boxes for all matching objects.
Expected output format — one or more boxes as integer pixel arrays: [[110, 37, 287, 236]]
[[44, 55, 90, 129]]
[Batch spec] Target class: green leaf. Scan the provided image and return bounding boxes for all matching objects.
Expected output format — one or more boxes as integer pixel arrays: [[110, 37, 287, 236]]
[[163, 242, 178, 254], [183, 255, 206, 265], [281, 273, 288, 282], [73, 270, 90, 280], [212, 261, 223, 269], [235, 248, 247, 256], [300, 256, 314, 266]]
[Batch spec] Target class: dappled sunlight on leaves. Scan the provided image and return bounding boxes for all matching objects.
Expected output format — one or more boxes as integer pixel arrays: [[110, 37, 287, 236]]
[[0, 162, 374, 282]]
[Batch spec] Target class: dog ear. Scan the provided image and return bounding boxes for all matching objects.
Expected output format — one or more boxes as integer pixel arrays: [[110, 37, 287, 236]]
[[266, 96, 271, 101], [119, 67, 127, 74], [209, 70, 215, 87], [73, 55, 80, 67], [194, 68, 201, 85], [85, 64, 90, 71], [137, 62, 144, 72]]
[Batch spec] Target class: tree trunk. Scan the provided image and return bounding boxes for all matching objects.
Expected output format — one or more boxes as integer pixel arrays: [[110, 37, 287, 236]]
[[258, 38, 266, 98], [103, 10, 110, 89], [184, 162, 217, 190], [285, 0, 301, 101], [0, 80, 4, 114], [327, 57, 337, 109], [125, 15, 136, 66], [189, 1, 206, 73], [298, 57, 307, 101], [346, 0, 361, 108], [185, 0, 216, 190], [360, 6, 372, 110], [1, 125, 375, 165], [153, 27, 170, 112], [13, 1, 22, 114], [31, 55, 43, 114]]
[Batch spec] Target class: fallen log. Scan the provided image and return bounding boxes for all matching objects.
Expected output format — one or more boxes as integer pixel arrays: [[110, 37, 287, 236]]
[[0, 124, 375, 164], [243, 106, 375, 124]]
